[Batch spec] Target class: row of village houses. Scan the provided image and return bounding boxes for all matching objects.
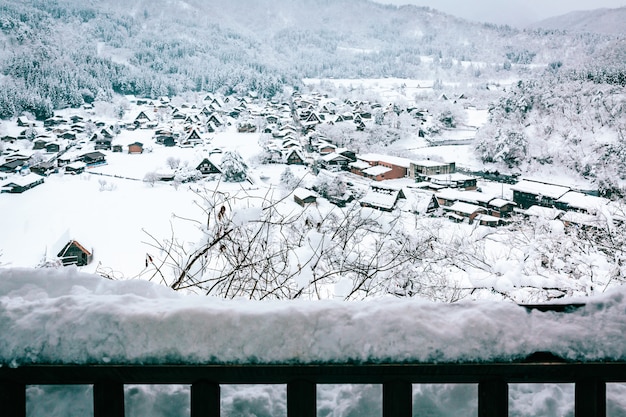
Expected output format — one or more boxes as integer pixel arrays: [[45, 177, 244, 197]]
[[4, 130, 621, 230], [294, 174, 625, 230], [20, 174, 625, 270], [4, 92, 624, 229], [29, 175, 625, 270]]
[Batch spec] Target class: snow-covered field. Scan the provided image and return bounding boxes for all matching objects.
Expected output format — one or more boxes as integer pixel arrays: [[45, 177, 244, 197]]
[[0, 103, 477, 277], [0, 120, 296, 277]]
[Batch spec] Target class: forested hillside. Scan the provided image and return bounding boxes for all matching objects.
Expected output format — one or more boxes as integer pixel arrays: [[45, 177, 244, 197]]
[[0, 0, 624, 120], [475, 68, 626, 194], [529, 6, 626, 35]]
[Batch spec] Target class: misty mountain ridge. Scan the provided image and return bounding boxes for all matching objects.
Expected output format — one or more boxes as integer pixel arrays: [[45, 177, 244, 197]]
[[529, 6, 626, 35], [0, 0, 624, 120]]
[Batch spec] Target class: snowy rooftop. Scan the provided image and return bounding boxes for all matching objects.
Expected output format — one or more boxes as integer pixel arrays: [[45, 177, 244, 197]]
[[362, 165, 392, 176], [293, 187, 318, 200], [446, 201, 484, 215], [359, 188, 399, 210], [428, 173, 474, 181], [557, 191, 608, 212], [412, 159, 451, 167], [437, 188, 493, 204], [357, 153, 412, 168], [3, 268, 626, 366], [511, 179, 571, 199], [523, 205, 564, 219], [349, 160, 371, 170], [1, 173, 44, 187]]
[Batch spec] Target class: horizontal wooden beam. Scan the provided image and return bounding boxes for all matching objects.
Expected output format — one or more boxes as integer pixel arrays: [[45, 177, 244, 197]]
[[1, 362, 625, 385]]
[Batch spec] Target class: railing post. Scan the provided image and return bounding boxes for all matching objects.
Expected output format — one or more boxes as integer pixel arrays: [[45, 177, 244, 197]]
[[478, 379, 508, 417], [191, 381, 220, 417], [287, 380, 316, 417], [94, 381, 124, 417], [383, 380, 412, 417], [575, 379, 606, 417], [0, 381, 26, 417]]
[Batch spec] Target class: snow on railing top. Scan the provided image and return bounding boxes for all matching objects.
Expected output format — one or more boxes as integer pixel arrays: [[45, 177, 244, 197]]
[[0, 268, 624, 367]]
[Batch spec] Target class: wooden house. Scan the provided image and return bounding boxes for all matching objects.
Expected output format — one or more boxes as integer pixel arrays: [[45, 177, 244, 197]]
[[293, 188, 318, 207], [488, 199, 517, 218], [286, 149, 306, 165], [45, 142, 60, 153], [33, 139, 48, 150], [81, 151, 107, 166], [266, 115, 279, 125], [65, 161, 86, 175], [1, 173, 44, 193], [400, 189, 440, 215], [208, 114, 223, 127], [57, 240, 93, 266], [410, 160, 456, 181], [196, 158, 221, 176], [134, 111, 151, 126], [426, 173, 477, 190], [30, 162, 56, 176], [355, 154, 410, 181], [360, 184, 406, 212], [0, 159, 28, 173], [435, 188, 509, 218], [187, 128, 202, 141], [474, 213, 503, 227], [44, 116, 68, 128], [320, 153, 350, 171], [318, 143, 337, 155], [128, 142, 144, 154], [511, 179, 570, 209], [444, 202, 487, 224], [555, 191, 608, 215], [237, 122, 257, 133], [17, 116, 36, 127], [95, 138, 112, 151], [100, 128, 114, 139]]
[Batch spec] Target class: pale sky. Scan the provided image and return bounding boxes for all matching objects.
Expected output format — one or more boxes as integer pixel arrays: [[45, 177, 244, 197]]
[[373, 0, 626, 26]]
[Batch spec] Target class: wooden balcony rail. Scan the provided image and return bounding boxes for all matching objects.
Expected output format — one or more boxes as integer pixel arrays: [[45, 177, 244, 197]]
[[0, 303, 618, 417]]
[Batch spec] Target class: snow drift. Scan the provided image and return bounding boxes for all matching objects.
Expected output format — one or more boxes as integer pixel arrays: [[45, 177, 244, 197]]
[[1, 267, 625, 366]]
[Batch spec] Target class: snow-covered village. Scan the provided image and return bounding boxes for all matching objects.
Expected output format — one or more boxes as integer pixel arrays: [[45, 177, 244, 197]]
[[0, 0, 625, 415]]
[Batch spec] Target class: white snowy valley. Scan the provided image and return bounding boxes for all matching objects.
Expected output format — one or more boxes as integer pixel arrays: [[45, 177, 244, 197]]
[[1, 79, 625, 416]]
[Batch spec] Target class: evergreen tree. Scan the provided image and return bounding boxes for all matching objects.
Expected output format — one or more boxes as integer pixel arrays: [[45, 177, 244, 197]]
[[220, 151, 249, 182]]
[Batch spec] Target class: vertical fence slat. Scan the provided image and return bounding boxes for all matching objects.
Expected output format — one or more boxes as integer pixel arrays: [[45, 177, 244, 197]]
[[191, 381, 220, 417], [479, 379, 508, 417], [287, 380, 316, 417], [576, 379, 606, 417], [94, 381, 124, 417], [383, 380, 412, 417], [0, 381, 26, 417]]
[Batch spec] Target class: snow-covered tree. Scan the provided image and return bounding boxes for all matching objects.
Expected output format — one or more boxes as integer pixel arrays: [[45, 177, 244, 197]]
[[279, 167, 299, 191], [220, 151, 249, 182]]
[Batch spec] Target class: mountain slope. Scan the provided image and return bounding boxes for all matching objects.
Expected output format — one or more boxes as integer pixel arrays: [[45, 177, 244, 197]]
[[0, 0, 624, 119], [529, 7, 626, 35]]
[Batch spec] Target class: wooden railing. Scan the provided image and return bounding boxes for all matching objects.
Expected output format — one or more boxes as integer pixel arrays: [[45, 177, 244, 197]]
[[0, 304, 619, 417]]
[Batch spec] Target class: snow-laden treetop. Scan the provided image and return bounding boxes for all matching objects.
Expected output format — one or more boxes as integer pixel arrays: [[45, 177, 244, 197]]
[[1, 268, 624, 366]]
